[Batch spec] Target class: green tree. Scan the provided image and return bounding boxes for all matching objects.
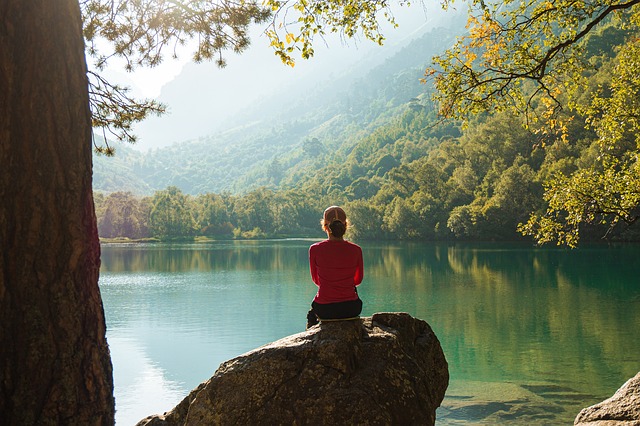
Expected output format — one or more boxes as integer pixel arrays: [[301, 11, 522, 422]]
[[383, 196, 421, 239], [445, 161, 478, 208], [447, 203, 482, 239], [234, 187, 275, 236], [149, 186, 196, 239], [270, 189, 320, 236], [373, 153, 400, 176], [345, 200, 384, 239], [97, 191, 150, 238], [481, 159, 542, 239], [194, 192, 235, 237], [410, 190, 448, 239], [347, 177, 381, 200]]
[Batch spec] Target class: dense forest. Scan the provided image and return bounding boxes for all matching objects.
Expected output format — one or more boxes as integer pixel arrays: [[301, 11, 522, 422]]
[[94, 20, 640, 244]]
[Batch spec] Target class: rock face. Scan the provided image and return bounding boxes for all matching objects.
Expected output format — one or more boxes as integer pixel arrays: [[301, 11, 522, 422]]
[[137, 312, 449, 426], [575, 372, 640, 426]]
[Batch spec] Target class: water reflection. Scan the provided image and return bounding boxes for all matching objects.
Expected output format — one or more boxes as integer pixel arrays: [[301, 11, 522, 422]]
[[100, 241, 640, 425], [101, 240, 311, 274], [361, 242, 640, 424], [108, 332, 185, 423]]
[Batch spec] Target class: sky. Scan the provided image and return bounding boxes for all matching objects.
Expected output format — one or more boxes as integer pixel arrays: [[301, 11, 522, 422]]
[[95, 4, 453, 151]]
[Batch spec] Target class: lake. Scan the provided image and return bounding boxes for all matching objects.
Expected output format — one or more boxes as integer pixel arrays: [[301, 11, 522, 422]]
[[99, 240, 640, 425]]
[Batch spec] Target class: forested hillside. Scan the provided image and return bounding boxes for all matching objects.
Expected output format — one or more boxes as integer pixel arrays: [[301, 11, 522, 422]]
[[93, 22, 460, 195], [94, 19, 640, 244]]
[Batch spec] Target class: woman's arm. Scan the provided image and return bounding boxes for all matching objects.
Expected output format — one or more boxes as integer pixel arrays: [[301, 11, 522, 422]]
[[354, 247, 364, 286], [309, 246, 320, 286]]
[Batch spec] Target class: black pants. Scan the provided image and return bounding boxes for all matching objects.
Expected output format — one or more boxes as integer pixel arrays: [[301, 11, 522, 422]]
[[306, 298, 363, 328]]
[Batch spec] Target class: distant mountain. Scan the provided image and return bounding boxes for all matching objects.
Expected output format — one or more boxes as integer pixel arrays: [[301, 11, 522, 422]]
[[129, 6, 458, 150], [93, 15, 465, 196]]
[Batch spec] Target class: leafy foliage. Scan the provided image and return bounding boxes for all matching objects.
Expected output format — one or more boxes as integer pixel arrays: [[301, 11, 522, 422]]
[[149, 186, 197, 238], [95, 191, 151, 238], [264, 0, 409, 66], [427, 0, 640, 245], [429, 0, 639, 123]]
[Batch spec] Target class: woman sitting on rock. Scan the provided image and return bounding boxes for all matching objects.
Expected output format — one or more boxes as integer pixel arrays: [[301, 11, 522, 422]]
[[306, 206, 363, 329]]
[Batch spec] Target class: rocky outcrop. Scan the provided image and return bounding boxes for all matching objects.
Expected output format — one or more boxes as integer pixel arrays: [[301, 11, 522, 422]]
[[575, 372, 640, 426], [137, 312, 448, 426]]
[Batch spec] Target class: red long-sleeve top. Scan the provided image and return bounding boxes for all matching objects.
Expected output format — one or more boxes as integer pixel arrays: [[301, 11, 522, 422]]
[[309, 239, 363, 304]]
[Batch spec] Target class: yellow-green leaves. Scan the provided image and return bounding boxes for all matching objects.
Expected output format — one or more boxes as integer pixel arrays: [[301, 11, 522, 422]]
[[523, 22, 640, 246], [264, 0, 400, 66], [519, 155, 640, 247], [427, 0, 638, 125]]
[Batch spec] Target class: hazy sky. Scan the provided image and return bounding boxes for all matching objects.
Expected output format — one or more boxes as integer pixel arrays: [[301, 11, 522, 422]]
[[97, 4, 453, 151]]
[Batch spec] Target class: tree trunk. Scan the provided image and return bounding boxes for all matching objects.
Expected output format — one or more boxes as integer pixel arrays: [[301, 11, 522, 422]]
[[0, 1, 115, 424]]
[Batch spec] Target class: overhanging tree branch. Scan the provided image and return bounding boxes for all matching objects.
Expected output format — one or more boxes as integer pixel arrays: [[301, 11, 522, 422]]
[[429, 0, 640, 120]]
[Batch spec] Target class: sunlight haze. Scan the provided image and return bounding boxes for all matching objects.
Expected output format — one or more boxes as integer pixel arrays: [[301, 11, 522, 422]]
[[103, 4, 449, 151]]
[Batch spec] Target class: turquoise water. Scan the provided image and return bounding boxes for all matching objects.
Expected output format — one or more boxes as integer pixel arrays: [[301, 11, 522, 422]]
[[99, 240, 640, 425]]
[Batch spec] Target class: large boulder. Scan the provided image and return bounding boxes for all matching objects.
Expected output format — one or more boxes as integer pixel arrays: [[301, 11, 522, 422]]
[[137, 312, 448, 426], [575, 372, 640, 426]]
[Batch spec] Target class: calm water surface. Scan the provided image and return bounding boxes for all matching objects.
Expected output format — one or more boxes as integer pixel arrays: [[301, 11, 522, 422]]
[[99, 240, 640, 425]]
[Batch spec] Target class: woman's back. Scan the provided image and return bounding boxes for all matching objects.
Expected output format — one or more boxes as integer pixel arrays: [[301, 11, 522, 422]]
[[306, 205, 364, 327], [310, 240, 363, 304]]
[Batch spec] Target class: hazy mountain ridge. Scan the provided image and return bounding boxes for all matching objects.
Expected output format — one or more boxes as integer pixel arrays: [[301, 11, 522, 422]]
[[93, 22, 463, 196]]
